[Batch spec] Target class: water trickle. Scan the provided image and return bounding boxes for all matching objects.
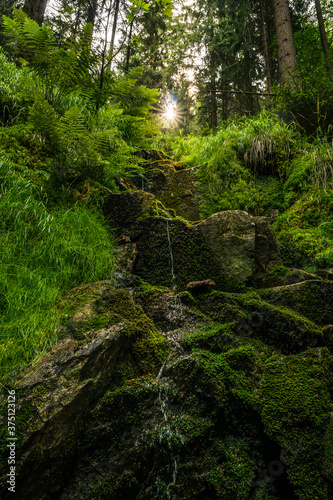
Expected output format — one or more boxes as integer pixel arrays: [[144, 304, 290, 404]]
[[158, 389, 169, 422], [173, 457, 178, 483], [157, 363, 165, 380], [154, 375, 183, 492], [166, 219, 176, 286]]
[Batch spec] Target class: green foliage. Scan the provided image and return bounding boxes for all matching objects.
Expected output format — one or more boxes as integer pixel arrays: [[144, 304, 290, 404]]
[[1, 11, 159, 187], [274, 189, 333, 270], [0, 47, 34, 124], [0, 157, 115, 385], [165, 112, 296, 217]]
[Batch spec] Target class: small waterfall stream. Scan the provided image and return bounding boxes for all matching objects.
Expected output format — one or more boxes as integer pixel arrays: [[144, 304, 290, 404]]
[[166, 219, 176, 287], [153, 365, 184, 496]]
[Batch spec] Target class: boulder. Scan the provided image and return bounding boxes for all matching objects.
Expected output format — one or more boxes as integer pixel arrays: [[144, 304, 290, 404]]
[[131, 211, 281, 290], [0, 285, 168, 500], [258, 280, 333, 325]]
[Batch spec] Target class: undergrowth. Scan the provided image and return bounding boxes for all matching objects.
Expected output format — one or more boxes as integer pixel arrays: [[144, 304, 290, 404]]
[[0, 157, 115, 386]]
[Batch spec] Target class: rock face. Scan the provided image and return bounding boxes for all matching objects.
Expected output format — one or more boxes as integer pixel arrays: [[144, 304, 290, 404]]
[[131, 210, 280, 290], [133, 149, 201, 221], [104, 187, 281, 291], [0, 284, 168, 500]]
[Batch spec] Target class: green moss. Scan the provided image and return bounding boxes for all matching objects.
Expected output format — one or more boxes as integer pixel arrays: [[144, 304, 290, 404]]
[[260, 350, 332, 499], [123, 317, 169, 373], [134, 217, 247, 292], [194, 290, 322, 354], [258, 281, 330, 326], [183, 322, 235, 353]]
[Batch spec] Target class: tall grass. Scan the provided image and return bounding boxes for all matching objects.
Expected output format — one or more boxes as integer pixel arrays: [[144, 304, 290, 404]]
[[0, 157, 114, 385], [161, 112, 296, 217]]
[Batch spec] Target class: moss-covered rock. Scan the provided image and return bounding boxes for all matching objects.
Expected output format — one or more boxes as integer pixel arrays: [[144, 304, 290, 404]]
[[188, 289, 323, 354], [260, 349, 333, 500], [2, 276, 333, 500], [256, 265, 320, 288], [257, 280, 333, 325], [0, 283, 168, 500], [133, 148, 201, 221], [103, 190, 174, 230], [132, 211, 281, 291]]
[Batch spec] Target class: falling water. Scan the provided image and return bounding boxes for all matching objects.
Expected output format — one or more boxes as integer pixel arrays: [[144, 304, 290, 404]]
[[157, 363, 165, 380], [166, 219, 176, 286], [155, 369, 182, 490]]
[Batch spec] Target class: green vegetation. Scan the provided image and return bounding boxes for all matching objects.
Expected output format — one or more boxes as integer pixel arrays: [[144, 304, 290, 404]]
[[1, 3, 333, 499], [0, 155, 115, 384], [155, 111, 333, 272], [0, 10, 160, 385]]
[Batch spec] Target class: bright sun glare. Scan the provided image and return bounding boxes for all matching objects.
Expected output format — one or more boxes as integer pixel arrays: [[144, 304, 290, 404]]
[[165, 107, 176, 121]]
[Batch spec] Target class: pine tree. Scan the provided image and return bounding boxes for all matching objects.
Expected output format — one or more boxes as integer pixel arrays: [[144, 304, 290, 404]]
[[273, 0, 299, 85]]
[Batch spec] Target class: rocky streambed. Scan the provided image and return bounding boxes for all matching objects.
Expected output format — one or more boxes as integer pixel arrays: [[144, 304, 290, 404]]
[[1, 150, 333, 500]]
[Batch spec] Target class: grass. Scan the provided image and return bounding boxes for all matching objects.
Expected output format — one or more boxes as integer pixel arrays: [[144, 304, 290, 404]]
[[0, 156, 115, 386]]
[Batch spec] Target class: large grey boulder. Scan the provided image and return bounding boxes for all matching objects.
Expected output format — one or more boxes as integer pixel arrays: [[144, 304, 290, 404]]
[[130, 210, 281, 290]]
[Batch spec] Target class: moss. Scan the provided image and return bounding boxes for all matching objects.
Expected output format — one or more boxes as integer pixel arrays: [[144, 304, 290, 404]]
[[260, 350, 332, 499], [194, 290, 322, 354], [183, 322, 235, 353], [134, 216, 248, 292], [258, 281, 332, 326], [323, 417, 333, 485], [122, 317, 169, 373]]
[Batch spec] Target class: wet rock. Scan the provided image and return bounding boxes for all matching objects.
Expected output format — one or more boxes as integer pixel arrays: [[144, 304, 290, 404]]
[[103, 190, 157, 229], [132, 211, 280, 290], [114, 242, 137, 275], [133, 287, 204, 343], [117, 234, 131, 245], [133, 149, 201, 221], [1, 278, 332, 500]]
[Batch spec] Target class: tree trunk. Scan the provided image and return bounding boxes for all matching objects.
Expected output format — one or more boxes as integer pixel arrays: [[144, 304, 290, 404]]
[[109, 0, 120, 69], [125, 19, 134, 73], [260, 0, 273, 91], [314, 0, 332, 78], [273, 0, 298, 85], [23, 0, 47, 25], [87, 0, 98, 29]]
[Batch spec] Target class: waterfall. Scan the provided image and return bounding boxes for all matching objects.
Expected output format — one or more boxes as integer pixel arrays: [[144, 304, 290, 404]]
[[154, 371, 183, 492], [166, 219, 176, 286]]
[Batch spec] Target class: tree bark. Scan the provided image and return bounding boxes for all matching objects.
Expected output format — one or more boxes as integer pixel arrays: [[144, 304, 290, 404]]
[[260, 0, 273, 91], [314, 0, 332, 78], [109, 0, 120, 69], [87, 0, 98, 29], [273, 0, 298, 85], [125, 19, 134, 73], [23, 0, 47, 25]]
